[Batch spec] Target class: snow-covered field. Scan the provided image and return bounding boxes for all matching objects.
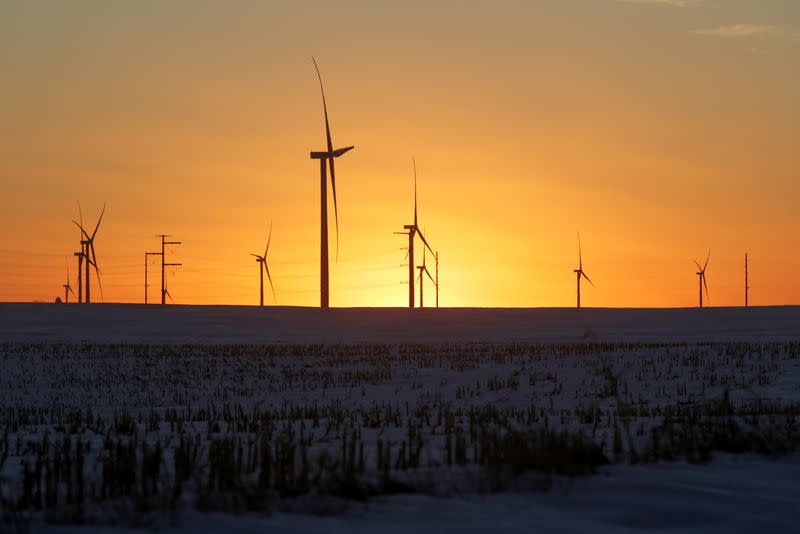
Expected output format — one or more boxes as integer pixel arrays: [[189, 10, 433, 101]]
[[2, 303, 800, 344], [1, 304, 799, 532]]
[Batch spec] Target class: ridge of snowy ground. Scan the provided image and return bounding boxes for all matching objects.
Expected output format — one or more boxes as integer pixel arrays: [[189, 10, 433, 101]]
[[1, 303, 799, 343]]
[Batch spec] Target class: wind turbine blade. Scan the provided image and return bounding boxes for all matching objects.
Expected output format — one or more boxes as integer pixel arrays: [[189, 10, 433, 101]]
[[331, 146, 353, 157], [90, 242, 99, 273], [413, 156, 418, 228], [578, 230, 582, 271], [693, 260, 703, 272], [703, 273, 709, 301], [250, 253, 263, 259], [703, 249, 710, 272], [416, 228, 435, 257], [166, 288, 174, 304], [264, 262, 276, 303], [424, 267, 435, 284], [265, 220, 272, 259], [312, 57, 333, 154], [91, 202, 106, 240], [329, 157, 339, 262], [72, 220, 91, 240], [93, 263, 104, 302], [78, 201, 84, 232], [582, 271, 594, 287]]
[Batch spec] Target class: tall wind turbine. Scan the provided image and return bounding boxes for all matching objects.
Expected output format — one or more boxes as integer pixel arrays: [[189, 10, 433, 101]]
[[251, 222, 276, 307], [416, 248, 436, 308], [395, 157, 434, 308], [73, 203, 105, 304], [574, 232, 593, 308], [62, 260, 74, 303], [309, 57, 354, 308], [693, 250, 710, 308]]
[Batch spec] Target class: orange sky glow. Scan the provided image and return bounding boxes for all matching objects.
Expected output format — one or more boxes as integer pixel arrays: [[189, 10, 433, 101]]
[[1, 1, 798, 307]]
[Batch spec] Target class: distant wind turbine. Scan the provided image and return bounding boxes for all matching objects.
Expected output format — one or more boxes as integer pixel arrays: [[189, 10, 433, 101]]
[[574, 232, 593, 308], [395, 157, 435, 308], [73, 202, 105, 304], [416, 247, 436, 308], [251, 222, 276, 307], [693, 251, 710, 308], [62, 260, 74, 303], [309, 57, 354, 308]]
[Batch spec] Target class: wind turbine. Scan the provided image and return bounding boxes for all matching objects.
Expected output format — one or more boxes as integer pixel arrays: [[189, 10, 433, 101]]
[[251, 222, 276, 307], [73, 203, 105, 304], [574, 232, 593, 308], [309, 57, 354, 308], [693, 251, 710, 308], [62, 260, 74, 303], [416, 247, 435, 308], [395, 157, 434, 308]]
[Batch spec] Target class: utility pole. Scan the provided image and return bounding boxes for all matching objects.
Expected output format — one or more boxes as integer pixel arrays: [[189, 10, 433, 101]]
[[435, 251, 439, 308], [156, 235, 181, 304]]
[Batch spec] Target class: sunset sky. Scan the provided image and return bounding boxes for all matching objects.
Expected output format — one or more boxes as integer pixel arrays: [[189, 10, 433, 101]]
[[1, 0, 798, 307]]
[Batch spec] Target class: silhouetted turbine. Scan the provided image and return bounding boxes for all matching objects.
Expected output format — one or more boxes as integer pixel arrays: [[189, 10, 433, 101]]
[[309, 57, 354, 308], [62, 260, 74, 303], [574, 232, 593, 308], [395, 157, 435, 308], [73, 202, 105, 304], [416, 247, 435, 308], [693, 251, 710, 308], [251, 222, 276, 307]]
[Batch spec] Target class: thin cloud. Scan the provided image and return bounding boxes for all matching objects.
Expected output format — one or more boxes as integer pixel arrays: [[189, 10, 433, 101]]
[[691, 24, 799, 41], [617, 0, 701, 6]]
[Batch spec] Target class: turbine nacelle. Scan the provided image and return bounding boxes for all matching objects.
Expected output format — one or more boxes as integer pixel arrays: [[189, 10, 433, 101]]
[[310, 145, 354, 160]]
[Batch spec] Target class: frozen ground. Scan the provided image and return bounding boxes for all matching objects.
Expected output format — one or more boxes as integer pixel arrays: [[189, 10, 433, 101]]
[[1, 304, 799, 532], [43, 455, 800, 533], [1, 303, 800, 343]]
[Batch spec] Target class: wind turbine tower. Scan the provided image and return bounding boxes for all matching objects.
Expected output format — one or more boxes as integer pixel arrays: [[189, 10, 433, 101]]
[[693, 251, 710, 308], [309, 57, 354, 308], [416, 248, 435, 308], [73, 203, 105, 304], [73, 251, 83, 303], [251, 222, 276, 306], [62, 261, 74, 303], [395, 157, 434, 308], [574, 232, 593, 308]]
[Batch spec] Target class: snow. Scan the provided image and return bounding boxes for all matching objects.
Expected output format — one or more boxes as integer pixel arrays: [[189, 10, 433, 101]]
[[1, 303, 799, 532], [40, 456, 800, 533], [1, 303, 800, 343]]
